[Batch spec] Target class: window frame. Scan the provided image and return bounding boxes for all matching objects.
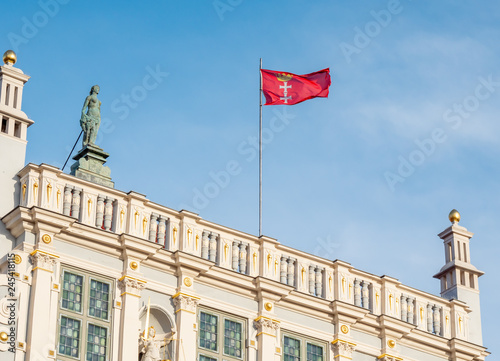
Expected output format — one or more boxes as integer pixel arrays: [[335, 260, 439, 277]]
[[197, 307, 246, 361], [281, 331, 327, 361], [57, 266, 114, 361]]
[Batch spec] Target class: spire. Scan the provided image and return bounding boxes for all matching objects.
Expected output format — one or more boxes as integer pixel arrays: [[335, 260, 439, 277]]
[[434, 210, 484, 345]]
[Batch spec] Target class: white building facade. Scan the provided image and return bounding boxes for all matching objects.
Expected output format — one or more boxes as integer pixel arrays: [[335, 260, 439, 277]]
[[0, 53, 489, 361]]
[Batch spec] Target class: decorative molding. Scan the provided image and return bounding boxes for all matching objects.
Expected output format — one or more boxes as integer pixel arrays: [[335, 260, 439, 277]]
[[173, 293, 199, 313], [332, 339, 356, 359], [378, 354, 403, 361], [118, 276, 146, 297], [254, 316, 280, 337], [29, 250, 59, 272]]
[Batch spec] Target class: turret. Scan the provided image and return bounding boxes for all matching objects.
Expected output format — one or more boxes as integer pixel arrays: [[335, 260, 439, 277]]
[[0, 50, 33, 216], [434, 209, 484, 345]]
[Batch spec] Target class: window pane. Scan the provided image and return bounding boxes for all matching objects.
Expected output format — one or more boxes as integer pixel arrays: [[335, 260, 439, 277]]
[[284, 336, 301, 361], [87, 323, 107, 360], [58, 316, 81, 358], [61, 271, 83, 312], [224, 319, 242, 358], [199, 312, 218, 351], [199, 355, 217, 361], [307, 343, 324, 361], [88, 279, 110, 320]]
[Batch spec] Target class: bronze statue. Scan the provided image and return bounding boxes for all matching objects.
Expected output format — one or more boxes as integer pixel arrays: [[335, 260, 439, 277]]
[[80, 85, 101, 146]]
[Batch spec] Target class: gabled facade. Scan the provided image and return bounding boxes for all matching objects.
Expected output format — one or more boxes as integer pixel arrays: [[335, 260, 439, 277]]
[[0, 53, 489, 361]]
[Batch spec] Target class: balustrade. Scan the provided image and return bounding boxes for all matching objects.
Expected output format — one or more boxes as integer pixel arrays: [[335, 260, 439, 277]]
[[15, 163, 469, 341]]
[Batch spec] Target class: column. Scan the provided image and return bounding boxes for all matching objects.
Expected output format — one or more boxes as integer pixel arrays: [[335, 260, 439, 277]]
[[117, 276, 146, 361], [208, 232, 217, 262], [361, 281, 369, 309], [427, 304, 433, 332], [286, 258, 294, 286], [201, 231, 209, 259], [232, 241, 240, 271], [158, 217, 167, 247], [315, 267, 323, 297], [407, 297, 414, 324], [149, 213, 159, 242], [354, 280, 361, 307], [103, 197, 113, 231], [280, 257, 287, 284], [308, 265, 315, 295], [239, 243, 247, 274], [173, 293, 199, 361], [96, 195, 105, 228], [433, 305, 441, 335], [400, 295, 407, 322], [25, 250, 59, 360]]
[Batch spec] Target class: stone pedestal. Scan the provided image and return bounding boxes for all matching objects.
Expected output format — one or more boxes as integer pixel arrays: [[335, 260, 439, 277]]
[[70, 144, 114, 188]]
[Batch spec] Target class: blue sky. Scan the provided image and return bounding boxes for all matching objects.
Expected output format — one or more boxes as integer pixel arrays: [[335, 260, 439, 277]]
[[2, 0, 499, 356]]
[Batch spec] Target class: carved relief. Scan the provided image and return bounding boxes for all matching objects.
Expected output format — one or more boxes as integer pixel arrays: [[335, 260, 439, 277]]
[[30, 251, 59, 272], [118, 277, 146, 297], [254, 317, 279, 336], [173, 294, 199, 313], [332, 340, 356, 359]]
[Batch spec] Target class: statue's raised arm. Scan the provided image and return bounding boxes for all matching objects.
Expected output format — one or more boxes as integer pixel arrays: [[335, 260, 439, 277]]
[[79, 85, 101, 147]]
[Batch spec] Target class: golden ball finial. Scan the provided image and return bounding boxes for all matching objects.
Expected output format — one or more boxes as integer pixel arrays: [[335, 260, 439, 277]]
[[3, 50, 17, 65], [449, 209, 461, 223]]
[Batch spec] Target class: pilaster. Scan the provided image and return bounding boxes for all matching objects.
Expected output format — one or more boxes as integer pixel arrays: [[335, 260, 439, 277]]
[[254, 316, 280, 361], [173, 292, 199, 361], [118, 275, 146, 360], [25, 249, 59, 360]]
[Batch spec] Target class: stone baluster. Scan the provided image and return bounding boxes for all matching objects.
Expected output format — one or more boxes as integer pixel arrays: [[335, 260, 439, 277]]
[[239, 243, 247, 274], [280, 256, 287, 283], [158, 217, 167, 247], [149, 213, 159, 242], [103, 197, 113, 231], [63, 186, 72, 216], [433, 305, 441, 335], [232, 241, 240, 271], [354, 279, 362, 307], [287, 258, 295, 286], [407, 297, 415, 324], [427, 304, 434, 332], [401, 295, 408, 322], [315, 267, 323, 297], [201, 231, 209, 259], [361, 281, 369, 309], [209, 232, 217, 262], [308, 265, 315, 295], [71, 187, 82, 219], [96, 195, 105, 228]]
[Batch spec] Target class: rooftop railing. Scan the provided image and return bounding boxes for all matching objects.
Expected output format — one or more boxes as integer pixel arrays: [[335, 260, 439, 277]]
[[16, 163, 471, 342]]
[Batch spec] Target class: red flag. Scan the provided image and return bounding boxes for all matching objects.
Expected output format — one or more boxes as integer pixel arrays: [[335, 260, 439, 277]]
[[261, 68, 331, 106]]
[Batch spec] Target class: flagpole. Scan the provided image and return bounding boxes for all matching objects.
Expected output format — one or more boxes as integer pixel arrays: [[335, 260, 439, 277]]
[[259, 58, 263, 237]]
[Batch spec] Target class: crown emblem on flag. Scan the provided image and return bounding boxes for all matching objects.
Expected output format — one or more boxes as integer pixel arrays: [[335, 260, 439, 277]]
[[276, 73, 293, 82]]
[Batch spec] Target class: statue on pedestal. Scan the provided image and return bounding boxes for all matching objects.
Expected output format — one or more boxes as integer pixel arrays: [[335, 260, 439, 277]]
[[139, 326, 176, 361], [80, 85, 101, 146], [71, 84, 114, 188]]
